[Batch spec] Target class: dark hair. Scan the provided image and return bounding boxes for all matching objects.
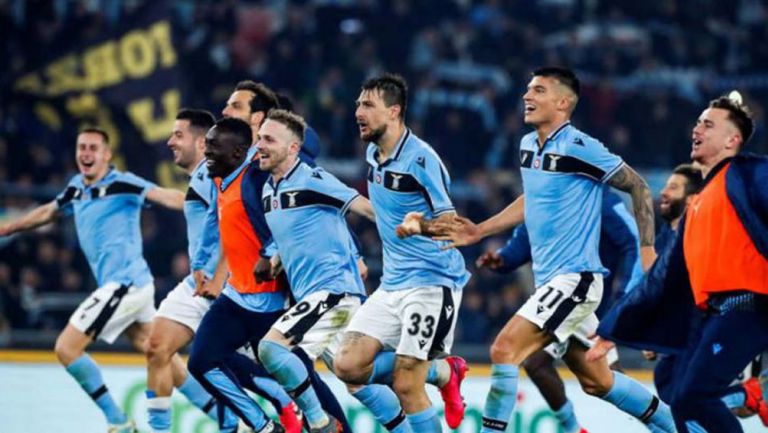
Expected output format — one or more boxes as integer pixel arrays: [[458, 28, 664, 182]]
[[708, 95, 754, 145], [276, 93, 294, 111], [672, 163, 703, 196], [176, 108, 215, 133], [361, 73, 408, 120], [266, 109, 306, 144], [213, 117, 252, 149], [78, 126, 110, 144], [532, 67, 580, 96], [234, 80, 279, 114]]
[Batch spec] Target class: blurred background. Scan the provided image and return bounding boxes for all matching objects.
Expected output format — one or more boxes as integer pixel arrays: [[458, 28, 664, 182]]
[[1, 0, 767, 366]]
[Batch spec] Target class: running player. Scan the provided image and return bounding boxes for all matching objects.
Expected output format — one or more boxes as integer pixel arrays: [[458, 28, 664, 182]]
[[334, 73, 470, 433], [424, 67, 675, 433], [255, 109, 374, 432], [477, 186, 642, 433], [0, 127, 185, 433], [218, 80, 352, 431]]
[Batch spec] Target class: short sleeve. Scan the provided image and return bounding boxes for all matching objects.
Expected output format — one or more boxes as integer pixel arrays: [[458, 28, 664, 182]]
[[409, 150, 454, 216], [567, 135, 624, 183], [54, 178, 80, 217], [120, 171, 158, 202], [309, 168, 360, 215]]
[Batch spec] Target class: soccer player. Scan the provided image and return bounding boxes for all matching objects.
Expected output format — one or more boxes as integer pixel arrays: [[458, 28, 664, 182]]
[[255, 109, 375, 432], [595, 93, 768, 432], [218, 80, 353, 431], [185, 117, 292, 433], [0, 127, 185, 433], [144, 109, 301, 433], [333, 73, 470, 433], [425, 67, 675, 433], [476, 186, 643, 433]]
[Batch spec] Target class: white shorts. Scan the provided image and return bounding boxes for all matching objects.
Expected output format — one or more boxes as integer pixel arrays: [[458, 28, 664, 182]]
[[272, 291, 361, 361], [345, 286, 462, 360], [69, 282, 156, 344], [542, 313, 620, 365], [517, 272, 603, 343], [156, 280, 212, 332]]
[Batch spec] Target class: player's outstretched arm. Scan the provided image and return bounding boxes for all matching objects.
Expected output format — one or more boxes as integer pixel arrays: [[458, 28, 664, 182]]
[[0, 201, 59, 237], [606, 164, 656, 270], [146, 186, 185, 211], [348, 195, 375, 222]]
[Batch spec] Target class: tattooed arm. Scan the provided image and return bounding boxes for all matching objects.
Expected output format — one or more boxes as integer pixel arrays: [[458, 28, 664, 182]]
[[606, 164, 657, 270]]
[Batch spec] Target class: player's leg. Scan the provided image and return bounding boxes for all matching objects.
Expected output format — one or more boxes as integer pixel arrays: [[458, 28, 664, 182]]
[[334, 289, 416, 433], [58, 283, 155, 431], [563, 341, 675, 433], [55, 323, 132, 430], [258, 292, 356, 432], [389, 286, 462, 433], [523, 349, 583, 433], [671, 307, 768, 433], [188, 296, 282, 433], [480, 314, 551, 433], [145, 282, 238, 431], [224, 349, 303, 433]]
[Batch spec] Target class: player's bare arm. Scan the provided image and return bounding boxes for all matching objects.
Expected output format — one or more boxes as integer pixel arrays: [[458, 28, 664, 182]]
[[348, 195, 376, 222], [396, 211, 456, 238], [606, 164, 657, 269], [428, 195, 526, 249], [146, 186, 185, 210], [0, 201, 59, 237]]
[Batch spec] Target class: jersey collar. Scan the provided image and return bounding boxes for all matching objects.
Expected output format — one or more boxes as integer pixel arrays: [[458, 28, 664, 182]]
[[374, 128, 411, 167], [220, 157, 251, 191], [536, 121, 571, 151], [267, 157, 302, 189]]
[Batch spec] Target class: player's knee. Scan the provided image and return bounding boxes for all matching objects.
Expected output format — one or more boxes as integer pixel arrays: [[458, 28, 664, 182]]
[[333, 353, 368, 385], [145, 334, 173, 365], [392, 372, 420, 399], [490, 337, 517, 364], [579, 375, 612, 397], [54, 335, 80, 366]]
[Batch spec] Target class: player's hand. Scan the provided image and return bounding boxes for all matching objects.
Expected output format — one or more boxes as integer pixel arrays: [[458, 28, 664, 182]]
[[253, 257, 274, 283], [396, 212, 424, 238], [269, 254, 284, 279], [192, 269, 206, 294], [640, 246, 657, 272], [357, 258, 369, 282], [198, 280, 223, 300], [642, 350, 658, 361], [0, 223, 12, 237], [432, 215, 482, 249], [476, 251, 505, 270], [585, 336, 616, 362]]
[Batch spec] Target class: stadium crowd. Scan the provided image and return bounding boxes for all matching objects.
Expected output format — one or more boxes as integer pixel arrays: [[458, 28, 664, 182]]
[[1, 0, 767, 347]]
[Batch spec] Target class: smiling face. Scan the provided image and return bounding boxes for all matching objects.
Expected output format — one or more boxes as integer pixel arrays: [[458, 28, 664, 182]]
[[256, 119, 299, 174], [167, 119, 203, 171], [75, 132, 111, 184], [522, 75, 574, 128], [204, 126, 245, 179], [690, 107, 741, 168], [659, 173, 689, 222], [355, 89, 396, 143]]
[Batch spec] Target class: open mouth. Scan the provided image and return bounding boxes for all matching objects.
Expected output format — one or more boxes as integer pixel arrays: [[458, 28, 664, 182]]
[[524, 104, 536, 114], [79, 160, 94, 169], [691, 138, 702, 150], [357, 121, 369, 134]]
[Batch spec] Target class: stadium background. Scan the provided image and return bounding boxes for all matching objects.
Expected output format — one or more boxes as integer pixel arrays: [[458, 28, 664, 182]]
[[0, 0, 766, 432]]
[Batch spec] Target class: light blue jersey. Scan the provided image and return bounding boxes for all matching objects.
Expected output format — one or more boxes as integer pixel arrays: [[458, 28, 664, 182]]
[[262, 160, 365, 301], [182, 159, 220, 288], [519, 122, 624, 287], [55, 168, 156, 288], [366, 129, 470, 291]]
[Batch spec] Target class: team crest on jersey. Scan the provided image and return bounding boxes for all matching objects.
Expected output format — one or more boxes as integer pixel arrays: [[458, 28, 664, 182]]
[[375, 174, 382, 184], [534, 159, 541, 169], [286, 192, 299, 208], [272, 199, 279, 209]]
